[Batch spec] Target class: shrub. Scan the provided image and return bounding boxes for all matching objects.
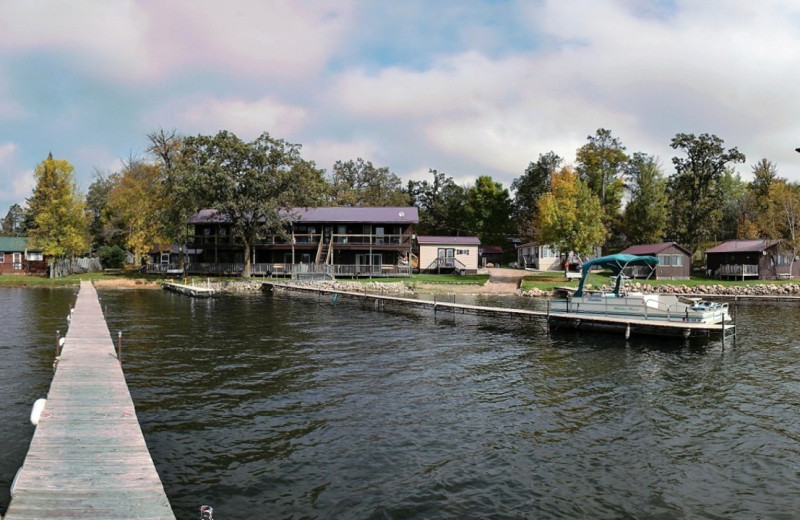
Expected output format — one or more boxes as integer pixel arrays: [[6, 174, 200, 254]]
[[97, 245, 127, 269]]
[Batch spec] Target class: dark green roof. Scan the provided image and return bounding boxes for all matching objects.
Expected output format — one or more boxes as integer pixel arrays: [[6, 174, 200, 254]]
[[0, 237, 31, 252]]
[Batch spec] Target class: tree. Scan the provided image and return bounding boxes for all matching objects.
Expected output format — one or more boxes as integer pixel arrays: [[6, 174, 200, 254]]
[[622, 153, 668, 245], [761, 179, 800, 274], [1, 203, 25, 236], [511, 152, 562, 241], [147, 129, 197, 268], [666, 133, 745, 252], [86, 171, 119, 248], [26, 153, 90, 260], [327, 158, 409, 206], [576, 128, 628, 231], [716, 168, 747, 240], [407, 169, 467, 235], [106, 160, 168, 265], [181, 130, 326, 278], [536, 167, 607, 258], [464, 175, 513, 246], [738, 158, 779, 238]]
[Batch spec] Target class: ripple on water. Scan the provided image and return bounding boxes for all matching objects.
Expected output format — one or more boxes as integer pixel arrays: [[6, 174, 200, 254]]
[[5, 291, 800, 518]]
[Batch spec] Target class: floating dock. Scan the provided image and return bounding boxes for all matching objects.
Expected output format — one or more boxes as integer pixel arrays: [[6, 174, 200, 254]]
[[5, 281, 175, 519], [265, 283, 735, 341], [162, 281, 215, 297]]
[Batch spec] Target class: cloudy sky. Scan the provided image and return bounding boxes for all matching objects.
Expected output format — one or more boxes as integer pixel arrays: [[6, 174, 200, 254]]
[[2, 0, 800, 213]]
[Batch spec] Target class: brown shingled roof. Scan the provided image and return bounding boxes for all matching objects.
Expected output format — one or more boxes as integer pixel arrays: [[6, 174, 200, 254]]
[[705, 239, 778, 254], [188, 206, 419, 224], [620, 242, 691, 256], [416, 236, 481, 245]]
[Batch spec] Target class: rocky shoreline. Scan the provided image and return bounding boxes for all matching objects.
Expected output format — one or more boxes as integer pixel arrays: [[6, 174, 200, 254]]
[[94, 277, 800, 299], [521, 281, 800, 298]]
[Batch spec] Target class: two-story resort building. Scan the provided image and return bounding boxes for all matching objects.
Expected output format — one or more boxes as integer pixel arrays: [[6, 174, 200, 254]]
[[183, 206, 419, 278]]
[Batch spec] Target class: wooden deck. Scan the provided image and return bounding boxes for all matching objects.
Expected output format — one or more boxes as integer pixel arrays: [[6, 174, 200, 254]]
[[5, 281, 175, 519], [162, 281, 215, 297], [265, 283, 735, 340]]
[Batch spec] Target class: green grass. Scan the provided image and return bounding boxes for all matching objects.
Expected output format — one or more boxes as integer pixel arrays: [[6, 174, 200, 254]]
[[359, 274, 490, 285], [0, 271, 155, 287]]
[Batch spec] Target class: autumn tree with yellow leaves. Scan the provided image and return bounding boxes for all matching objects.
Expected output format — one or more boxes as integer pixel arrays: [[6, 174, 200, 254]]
[[26, 153, 90, 261], [535, 166, 607, 259], [106, 160, 169, 265]]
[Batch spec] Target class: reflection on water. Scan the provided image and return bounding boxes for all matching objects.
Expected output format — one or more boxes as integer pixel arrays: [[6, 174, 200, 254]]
[[3, 288, 800, 518]]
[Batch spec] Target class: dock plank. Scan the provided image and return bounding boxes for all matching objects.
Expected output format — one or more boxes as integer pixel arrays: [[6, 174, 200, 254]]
[[5, 281, 176, 520]]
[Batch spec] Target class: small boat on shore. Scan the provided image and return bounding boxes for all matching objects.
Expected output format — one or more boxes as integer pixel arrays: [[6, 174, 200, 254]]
[[549, 254, 731, 325]]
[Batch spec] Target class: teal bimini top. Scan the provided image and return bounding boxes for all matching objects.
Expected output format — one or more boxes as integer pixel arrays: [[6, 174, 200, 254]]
[[574, 254, 659, 297]]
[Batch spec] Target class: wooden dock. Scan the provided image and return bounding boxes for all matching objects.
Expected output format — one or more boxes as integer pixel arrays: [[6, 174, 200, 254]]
[[5, 281, 175, 519], [266, 283, 735, 340], [162, 281, 215, 297]]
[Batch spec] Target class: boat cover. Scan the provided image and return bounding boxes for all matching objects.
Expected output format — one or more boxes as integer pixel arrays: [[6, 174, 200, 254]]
[[574, 254, 659, 297]]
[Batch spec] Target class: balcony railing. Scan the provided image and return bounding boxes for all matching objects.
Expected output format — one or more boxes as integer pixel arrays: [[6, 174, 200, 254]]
[[189, 233, 412, 248]]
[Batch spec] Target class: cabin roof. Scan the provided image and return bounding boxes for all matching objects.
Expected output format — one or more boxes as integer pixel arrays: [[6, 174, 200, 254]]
[[188, 207, 419, 225], [417, 235, 481, 245], [0, 236, 31, 251], [620, 242, 691, 256], [705, 239, 779, 254]]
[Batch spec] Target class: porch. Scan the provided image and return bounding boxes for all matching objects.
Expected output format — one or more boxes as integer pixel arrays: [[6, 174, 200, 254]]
[[715, 264, 759, 280]]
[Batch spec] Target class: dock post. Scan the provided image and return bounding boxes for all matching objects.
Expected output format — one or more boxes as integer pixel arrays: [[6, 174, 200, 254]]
[[117, 331, 122, 364], [721, 315, 725, 349], [625, 323, 630, 340], [55, 330, 60, 357]]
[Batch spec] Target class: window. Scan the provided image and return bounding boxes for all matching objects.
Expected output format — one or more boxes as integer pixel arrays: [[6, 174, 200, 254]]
[[12, 253, 21, 269], [658, 254, 684, 267], [0, 252, 4, 263], [26, 251, 43, 261], [541, 245, 559, 258], [456, 249, 469, 255]]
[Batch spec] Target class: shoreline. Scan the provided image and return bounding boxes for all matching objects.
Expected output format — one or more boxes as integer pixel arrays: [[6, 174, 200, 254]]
[[9, 276, 800, 300]]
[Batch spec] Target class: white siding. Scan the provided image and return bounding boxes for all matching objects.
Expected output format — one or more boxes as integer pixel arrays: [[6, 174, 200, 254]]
[[419, 243, 479, 271]]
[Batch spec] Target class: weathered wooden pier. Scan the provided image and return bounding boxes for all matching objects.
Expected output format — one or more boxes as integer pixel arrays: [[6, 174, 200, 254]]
[[265, 283, 735, 341], [5, 281, 175, 519], [162, 280, 215, 297]]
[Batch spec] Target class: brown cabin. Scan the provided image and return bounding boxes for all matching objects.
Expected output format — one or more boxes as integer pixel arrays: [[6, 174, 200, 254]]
[[619, 242, 692, 280], [0, 237, 47, 276], [705, 239, 799, 280]]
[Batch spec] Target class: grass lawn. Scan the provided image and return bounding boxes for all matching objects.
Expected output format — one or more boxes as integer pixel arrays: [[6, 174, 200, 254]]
[[359, 274, 490, 285], [0, 271, 156, 287]]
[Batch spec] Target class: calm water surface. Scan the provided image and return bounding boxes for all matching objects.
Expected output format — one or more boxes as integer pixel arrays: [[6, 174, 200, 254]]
[[2, 287, 800, 519]]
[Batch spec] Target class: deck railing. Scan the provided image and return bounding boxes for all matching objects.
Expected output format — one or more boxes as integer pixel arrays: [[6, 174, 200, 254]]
[[716, 264, 758, 279], [174, 262, 411, 278], [189, 233, 412, 247]]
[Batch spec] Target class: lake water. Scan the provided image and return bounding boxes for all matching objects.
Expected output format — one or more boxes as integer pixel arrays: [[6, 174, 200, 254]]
[[2, 287, 800, 518]]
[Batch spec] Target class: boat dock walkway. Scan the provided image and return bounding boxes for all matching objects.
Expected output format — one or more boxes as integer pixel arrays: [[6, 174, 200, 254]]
[[162, 281, 215, 297], [5, 281, 175, 519], [265, 283, 735, 340]]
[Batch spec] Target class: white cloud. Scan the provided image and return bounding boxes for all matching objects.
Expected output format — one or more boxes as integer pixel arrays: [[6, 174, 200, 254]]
[[0, 143, 34, 204], [302, 139, 384, 173], [0, 0, 355, 84], [317, 0, 800, 187], [148, 95, 308, 141]]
